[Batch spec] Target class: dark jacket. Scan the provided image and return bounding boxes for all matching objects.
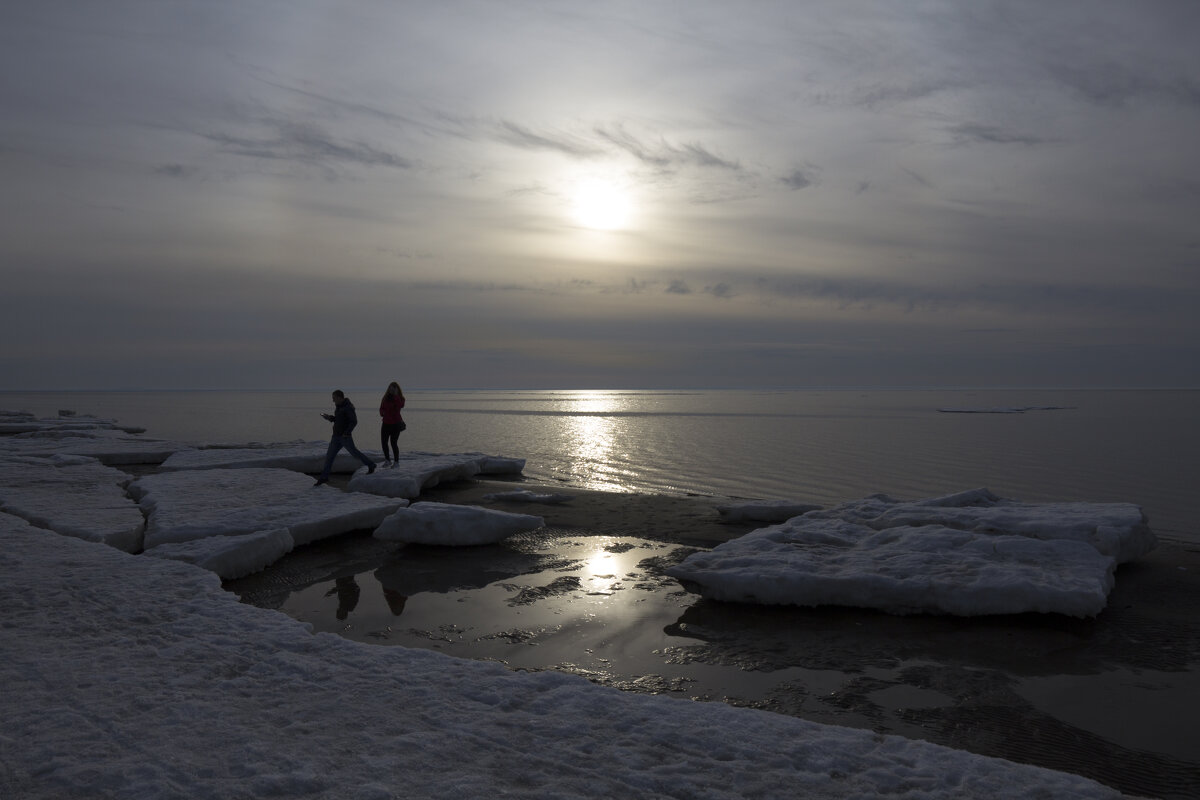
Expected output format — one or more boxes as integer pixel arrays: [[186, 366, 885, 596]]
[[332, 398, 358, 436]]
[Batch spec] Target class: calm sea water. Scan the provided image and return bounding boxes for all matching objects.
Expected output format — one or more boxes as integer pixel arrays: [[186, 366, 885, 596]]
[[3, 388, 1197, 543]]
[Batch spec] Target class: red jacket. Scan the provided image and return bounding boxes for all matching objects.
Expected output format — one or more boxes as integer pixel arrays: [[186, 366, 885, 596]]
[[380, 394, 405, 425]]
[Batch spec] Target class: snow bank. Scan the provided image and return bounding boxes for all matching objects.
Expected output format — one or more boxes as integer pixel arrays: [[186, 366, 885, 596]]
[[669, 489, 1153, 617], [0, 518, 1128, 799], [129, 468, 406, 549], [716, 499, 823, 523], [374, 501, 544, 545], [0, 454, 145, 552]]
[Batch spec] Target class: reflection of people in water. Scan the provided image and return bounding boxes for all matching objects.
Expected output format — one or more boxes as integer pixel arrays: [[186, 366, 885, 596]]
[[327, 576, 361, 620], [383, 588, 408, 616]]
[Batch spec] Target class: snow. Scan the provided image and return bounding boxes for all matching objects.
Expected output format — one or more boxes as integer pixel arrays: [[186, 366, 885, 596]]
[[374, 501, 545, 545], [668, 517, 1117, 617], [349, 451, 528, 499], [0, 517, 1129, 799], [142, 527, 295, 580], [129, 467, 406, 549], [0, 454, 145, 552], [806, 488, 1155, 563], [669, 489, 1154, 617], [716, 499, 823, 523]]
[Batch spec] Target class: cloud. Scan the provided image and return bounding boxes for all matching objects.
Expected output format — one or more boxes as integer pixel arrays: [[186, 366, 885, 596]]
[[593, 124, 741, 171], [153, 163, 198, 178], [493, 120, 606, 158], [945, 123, 1051, 147], [203, 119, 411, 171], [780, 167, 816, 190]]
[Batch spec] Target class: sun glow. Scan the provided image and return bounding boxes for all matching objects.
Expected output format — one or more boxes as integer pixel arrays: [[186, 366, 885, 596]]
[[569, 178, 635, 230]]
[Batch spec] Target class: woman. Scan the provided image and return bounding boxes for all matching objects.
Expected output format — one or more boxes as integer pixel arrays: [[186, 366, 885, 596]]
[[379, 382, 406, 467]]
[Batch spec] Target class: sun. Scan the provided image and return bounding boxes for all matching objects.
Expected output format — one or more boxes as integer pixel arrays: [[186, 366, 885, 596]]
[[569, 178, 634, 231]]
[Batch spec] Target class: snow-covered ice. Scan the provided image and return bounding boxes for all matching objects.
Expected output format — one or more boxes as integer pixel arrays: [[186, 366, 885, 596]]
[[0, 517, 1130, 799], [350, 451, 527, 499], [669, 489, 1154, 617], [808, 488, 1155, 563], [142, 527, 295, 580], [716, 499, 823, 523], [374, 501, 545, 545], [160, 441, 376, 474], [0, 454, 145, 552], [129, 467, 406, 549], [668, 517, 1117, 617]]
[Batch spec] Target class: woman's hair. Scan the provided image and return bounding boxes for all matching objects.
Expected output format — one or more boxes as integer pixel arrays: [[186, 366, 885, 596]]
[[383, 381, 404, 403]]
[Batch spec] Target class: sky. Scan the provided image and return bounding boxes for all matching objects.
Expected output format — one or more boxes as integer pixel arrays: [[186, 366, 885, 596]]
[[2, 1, 1198, 390]]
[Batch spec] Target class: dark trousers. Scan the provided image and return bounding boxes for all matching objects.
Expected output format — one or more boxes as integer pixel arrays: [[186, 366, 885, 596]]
[[320, 434, 374, 479], [381, 422, 403, 461]]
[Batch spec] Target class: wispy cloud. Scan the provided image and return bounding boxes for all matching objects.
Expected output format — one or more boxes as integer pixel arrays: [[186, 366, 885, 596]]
[[203, 119, 411, 171], [593, 124, 741, 171]]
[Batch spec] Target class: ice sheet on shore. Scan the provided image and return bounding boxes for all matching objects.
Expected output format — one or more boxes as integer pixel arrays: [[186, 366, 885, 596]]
[[0, 429, 183, 465], [0, 455, 145, 552], [374, 501, 544, 545], [129, 468, 406, 550], [349, 451, 526, 499], [669, 489, 1152, 617], [0, 522, 1129, 799], [159, 441, 373, 474]]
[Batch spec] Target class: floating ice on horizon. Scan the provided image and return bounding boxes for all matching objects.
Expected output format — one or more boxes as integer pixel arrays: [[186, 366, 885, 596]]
[[717, 499, 823, 523], [937, 406, 1073, 414], [669, 489, 1152, 617], [129, 467, 406, 550], [143, 527, 294, 580], [0, 454, 145, 552], [374, 501, 544, 545]]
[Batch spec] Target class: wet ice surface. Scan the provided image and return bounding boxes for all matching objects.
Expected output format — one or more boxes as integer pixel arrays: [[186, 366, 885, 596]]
[[230, 524, 1200, 800]]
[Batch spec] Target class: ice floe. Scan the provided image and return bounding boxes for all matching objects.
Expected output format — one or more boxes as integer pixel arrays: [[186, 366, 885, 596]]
[[717, 499, 823, 523], [808, 488, 1155, 563], [129, 467, 406, 549], [669, 489, 1154, 617], [374, 501, 544, 545], [142, 528, 295, 580], [159, 440, 372, 473], [349, 451, 527, 499], [0, 517, 1131, 799], [0, 454, 145, 552]]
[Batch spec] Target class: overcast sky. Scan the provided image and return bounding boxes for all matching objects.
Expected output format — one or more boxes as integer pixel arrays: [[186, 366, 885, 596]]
[[2, 1, 1198, 390]]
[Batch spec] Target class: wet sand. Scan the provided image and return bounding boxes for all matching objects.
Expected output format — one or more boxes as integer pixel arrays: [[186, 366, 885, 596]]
[[229, 478, 1200, 799]]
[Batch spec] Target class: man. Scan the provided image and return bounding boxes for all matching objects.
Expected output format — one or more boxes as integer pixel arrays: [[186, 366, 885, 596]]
[[314, 390, 376, 486]]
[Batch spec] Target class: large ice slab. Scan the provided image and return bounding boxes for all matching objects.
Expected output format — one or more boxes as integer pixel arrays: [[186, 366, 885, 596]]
[[0, 455, 145, 552], [0, 429, 183, 465], [159, 441, 373, 474], [350, 451, 526, 499], [129, 468, 406, 549], [808, 488, 1155, 563], [142, 528, 295, 580], [374, 501, 544, 545], [668, 516, 1117, 617]]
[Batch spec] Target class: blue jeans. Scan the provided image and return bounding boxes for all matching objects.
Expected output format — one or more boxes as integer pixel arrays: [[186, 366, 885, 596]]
[[320, 434, 375, 479]]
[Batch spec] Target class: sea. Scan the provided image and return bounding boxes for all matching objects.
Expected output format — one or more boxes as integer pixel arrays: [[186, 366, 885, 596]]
[[2, 387, 1196, 543]]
